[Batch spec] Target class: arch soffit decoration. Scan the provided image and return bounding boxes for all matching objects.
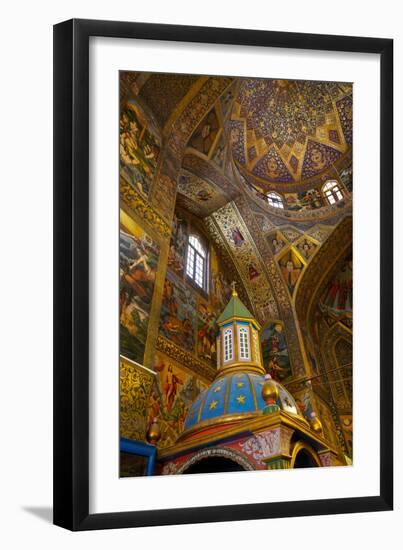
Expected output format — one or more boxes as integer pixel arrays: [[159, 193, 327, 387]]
[[294, 215, 352, 335], [176, 446, 255, 474]]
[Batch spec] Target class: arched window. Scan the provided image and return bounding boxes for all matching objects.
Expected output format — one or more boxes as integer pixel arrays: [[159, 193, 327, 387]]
[[223, 327, 234, 363], [322, 180, 343, 205], [266, 191, 284, 209], [186, 234, 208, 291], [238, 326, 250, 360]]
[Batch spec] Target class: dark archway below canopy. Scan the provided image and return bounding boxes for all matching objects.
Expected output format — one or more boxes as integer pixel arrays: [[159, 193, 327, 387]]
[[293, 449, 320, 468], [182, 456, 247, 474]]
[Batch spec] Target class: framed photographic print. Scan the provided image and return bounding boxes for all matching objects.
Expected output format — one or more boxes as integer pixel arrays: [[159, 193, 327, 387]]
[[53, 19, 393, 530]]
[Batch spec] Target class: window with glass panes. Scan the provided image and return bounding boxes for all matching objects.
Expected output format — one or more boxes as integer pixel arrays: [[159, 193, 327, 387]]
[[186, 234, 207, 290], [223, 327, 234, 362], [238, 326, 250, 360], [266, 192, 284, 209], [322, 180, 343, 205]]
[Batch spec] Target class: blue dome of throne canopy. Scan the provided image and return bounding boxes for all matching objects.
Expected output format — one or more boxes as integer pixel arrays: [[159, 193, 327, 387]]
[[183, 372, 299, 433]]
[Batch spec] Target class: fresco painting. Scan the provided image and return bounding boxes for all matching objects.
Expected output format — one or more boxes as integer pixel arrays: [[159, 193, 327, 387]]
[[119, 226, 159, 363], [159, 271, 197, 351], [149, 352, 208, 448], [278, 249, 305, 295], [260, 322, 292, 381], [267, 231, 287, 255], [196, 299, 218, 365], [188, 108, 220, 156], [210, 247, 232, 311], [118, 72, 353, 477], [120, 100, 161, 198], [168, 212, 188, 276], [320, 256, 352, 322], [296, 238, 318, 261]]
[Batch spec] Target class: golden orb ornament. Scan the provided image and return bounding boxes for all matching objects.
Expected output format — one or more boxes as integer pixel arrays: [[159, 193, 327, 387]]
[[261, 374, 279, 404], [146, 417, 161, 444], [309, 412, 323, 434]]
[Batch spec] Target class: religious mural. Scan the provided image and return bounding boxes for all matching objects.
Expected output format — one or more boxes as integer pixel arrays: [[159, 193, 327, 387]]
[[278, 249, 305, 296], [167, 212, 188, 276], [209, 247, 232, 311], [319, 255, 353, 325], [196, 299, 218, 364], [119, 71, 353, 478], [267, 231, 287, 255], [284, 188, 324, 211], [260, 322, 292, 382], [148, 352, 208, 449], [295, 238, 318, 261], [188, 107, 221, 157], [119, 226, 159, 363], [120, 100, 161, 198], [159, 271, 197, 352]]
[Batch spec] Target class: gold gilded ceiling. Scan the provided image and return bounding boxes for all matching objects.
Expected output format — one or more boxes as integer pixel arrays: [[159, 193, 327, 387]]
[[229, 79, 352, 187], [126, 72, 352, 225]]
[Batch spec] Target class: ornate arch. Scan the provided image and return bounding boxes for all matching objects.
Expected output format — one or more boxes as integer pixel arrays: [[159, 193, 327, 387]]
[[294, 216, 352, 335], [290, 441, 322, 468], [321, 323, 352, 412], [177, 446, 255, 474]]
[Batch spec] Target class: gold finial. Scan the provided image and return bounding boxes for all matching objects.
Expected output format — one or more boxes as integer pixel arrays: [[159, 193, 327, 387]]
[[231, 281, 238, 296], [261, 374, 279, 404], [146, 417, 161, 445]]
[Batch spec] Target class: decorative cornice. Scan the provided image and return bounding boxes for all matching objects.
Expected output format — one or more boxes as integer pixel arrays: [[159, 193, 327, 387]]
[[120, 177, 171, 239], [156, 335, 216, 382]]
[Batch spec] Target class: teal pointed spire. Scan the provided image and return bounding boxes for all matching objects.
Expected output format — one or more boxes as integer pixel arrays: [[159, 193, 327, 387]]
[[217, 283, 255, 325]]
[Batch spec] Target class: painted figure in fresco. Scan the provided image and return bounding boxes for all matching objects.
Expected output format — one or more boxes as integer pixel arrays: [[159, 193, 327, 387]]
[[321, 258, 352, 316], [149, 354, 206, 448], [295, 388, 314, 421], [279, 255, 303, 295], [211, 269, 231, 310], [163, 365, 184, 412], [119, 229, 159, 363], [159, 273, 196, 351], [267, 356, 289, 382], [248, 263, 260, 281], [297, 239, 316, 260], [120, 102, 160, 199], [197, 304, 217, 362], [231, 227, 245, 247], [212, 143, 226, 167], [189, 110, 219, 155], [298, 189, 322, 210], [122, 242, 157, 304], [168, 215, 187, 276], [271, 237, 284, 255], [260, 322, 292, 382]]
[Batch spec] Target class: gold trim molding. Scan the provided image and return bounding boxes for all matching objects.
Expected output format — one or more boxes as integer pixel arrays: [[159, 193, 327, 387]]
[[120, 177, 171, 239], [156, 335, 216, 383]]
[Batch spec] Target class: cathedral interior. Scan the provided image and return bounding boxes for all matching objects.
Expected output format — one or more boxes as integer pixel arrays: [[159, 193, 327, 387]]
[[119, 72, 353, 476]]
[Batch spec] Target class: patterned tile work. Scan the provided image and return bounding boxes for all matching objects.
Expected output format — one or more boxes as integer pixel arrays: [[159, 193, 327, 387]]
[[336, 95, 353, 145], [301, 140, 343, 180], [229, 78, 352, 185], [252, 147, 293, 182], [139, 73, 199, 128]]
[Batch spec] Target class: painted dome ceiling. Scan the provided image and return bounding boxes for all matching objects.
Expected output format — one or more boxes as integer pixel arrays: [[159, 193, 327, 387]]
[[229, 79, 352, 188], [182, 371, 302, 438]]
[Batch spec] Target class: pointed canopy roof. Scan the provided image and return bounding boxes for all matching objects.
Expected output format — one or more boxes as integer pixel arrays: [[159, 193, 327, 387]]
[[217, 288, 256, 325]]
